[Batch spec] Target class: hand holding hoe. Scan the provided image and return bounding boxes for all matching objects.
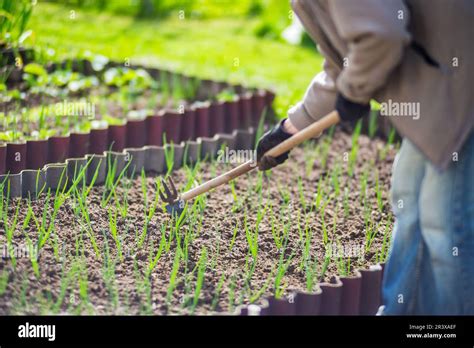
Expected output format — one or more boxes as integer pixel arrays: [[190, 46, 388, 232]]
[[159, 110, 341, 216]]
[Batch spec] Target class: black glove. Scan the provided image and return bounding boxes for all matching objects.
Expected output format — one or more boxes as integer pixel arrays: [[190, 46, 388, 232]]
[[256, 119, 293, 171], [335, 93, 370, 122]]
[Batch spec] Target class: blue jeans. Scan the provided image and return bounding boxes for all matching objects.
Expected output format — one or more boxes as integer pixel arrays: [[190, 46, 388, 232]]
[[381, 132, 474, 315]]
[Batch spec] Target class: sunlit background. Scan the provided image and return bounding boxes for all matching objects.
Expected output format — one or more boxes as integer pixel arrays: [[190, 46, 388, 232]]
[[2, 0, 324, 118]]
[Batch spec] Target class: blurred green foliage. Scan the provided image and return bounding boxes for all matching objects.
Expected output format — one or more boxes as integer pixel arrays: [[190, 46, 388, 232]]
[[0, 0, 34, 48], [44, 0, 294, 44], [45, 0, 288, 21], [28, 1, 323, 119]]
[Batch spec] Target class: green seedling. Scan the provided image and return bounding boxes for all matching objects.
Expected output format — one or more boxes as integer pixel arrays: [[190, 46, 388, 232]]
[[75, 259, 91, 314], [33, 168, 47, 199], [297, 176, 307, 211], [229, 179, 240, 212], [191, 248, 207, 313], [163, 134, 175, 175], [299, 214, 313, 271], [101, 233, 119, 311], [22, 204, 40, 277], [374, 169, 384, 212], [101, 155, 132, 208], [146, 230, 167, 278], [211, 229, 221, 270], [320, 204, 330, 246], [343, 187, 350, 218], [303, 141, 319, 177], [311, 176, 326, 212], [319, 137, 332, 170], [379, 127, 397, 160], [137, 170, 160, 249], [347, 120, 362, 177], [75, 188, 101, 259], [276, 181, 291, 205], [2, 189, 21, 267], [162, 221, 175, 254], [336, 239, 351, 277], [52, 263, 76, 314], [360, 166, 369, 204], [364, 208, 377, 253], [270, 209, 283, 250], [114, 176, 131, 218], [73, 158, 101, 202], [376, 217, 392, 263], [108, 208, 123, 261], [241, 253, 258, 300], [210, 273, 226, 311], [319, 252, 331, 282], [133, 260, 153, 315], [0, 269, 9, 295], [227, 274, 237, 312], [12, 276, 30, 314], [295, 211, 304, 242], [166, 251, 181, 303], [228, 222, 239, 252], [368, 111, 378, 138], [249, 267, 274, 303], [331, 161, 341, 196], [244, 211, 260, 262], [304, 253, 319, 292], [274, 249, 294, 300]]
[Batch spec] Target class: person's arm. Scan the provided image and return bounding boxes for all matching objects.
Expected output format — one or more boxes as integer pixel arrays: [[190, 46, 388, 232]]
[[256, 55, 337, 170], [287, 56, 339, 131], [257, 0, 412, 170], [329, 0, 411, 104]]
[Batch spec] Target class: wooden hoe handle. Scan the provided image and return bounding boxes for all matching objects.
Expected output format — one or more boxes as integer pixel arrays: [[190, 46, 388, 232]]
[[181, 110, 340, 202]]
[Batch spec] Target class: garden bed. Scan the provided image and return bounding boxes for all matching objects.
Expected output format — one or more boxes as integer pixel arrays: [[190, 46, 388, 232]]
[[0, 125, 397, 315]]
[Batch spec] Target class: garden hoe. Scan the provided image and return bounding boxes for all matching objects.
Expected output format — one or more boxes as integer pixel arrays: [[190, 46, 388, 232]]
[[160, 110, 341, 216]]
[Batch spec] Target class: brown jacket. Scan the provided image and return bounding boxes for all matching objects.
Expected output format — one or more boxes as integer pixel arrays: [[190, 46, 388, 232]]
[[288, 0, 474, 169]]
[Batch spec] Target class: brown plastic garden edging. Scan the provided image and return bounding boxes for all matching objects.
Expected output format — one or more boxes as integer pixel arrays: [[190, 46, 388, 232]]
[[235, 263, 385, 316], [0, 126, 257, 200]]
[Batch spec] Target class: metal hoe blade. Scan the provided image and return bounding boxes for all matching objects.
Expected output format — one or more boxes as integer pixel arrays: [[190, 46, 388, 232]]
[[159, 177, 179, 204], [159, 176, 185, 216]]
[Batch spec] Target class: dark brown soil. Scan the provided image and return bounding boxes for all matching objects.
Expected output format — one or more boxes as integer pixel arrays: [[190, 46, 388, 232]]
[[0, 129, 397, 315]]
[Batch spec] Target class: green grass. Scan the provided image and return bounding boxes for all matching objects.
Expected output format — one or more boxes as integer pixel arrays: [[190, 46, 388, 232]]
[[27, 2, 323, 118]]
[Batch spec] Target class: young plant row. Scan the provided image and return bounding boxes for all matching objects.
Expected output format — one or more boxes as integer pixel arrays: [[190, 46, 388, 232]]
[[0, 125, 396, 314]]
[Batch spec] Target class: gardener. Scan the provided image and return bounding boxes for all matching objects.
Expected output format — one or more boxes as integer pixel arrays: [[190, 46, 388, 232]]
[[256, 0, 474, 315]]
